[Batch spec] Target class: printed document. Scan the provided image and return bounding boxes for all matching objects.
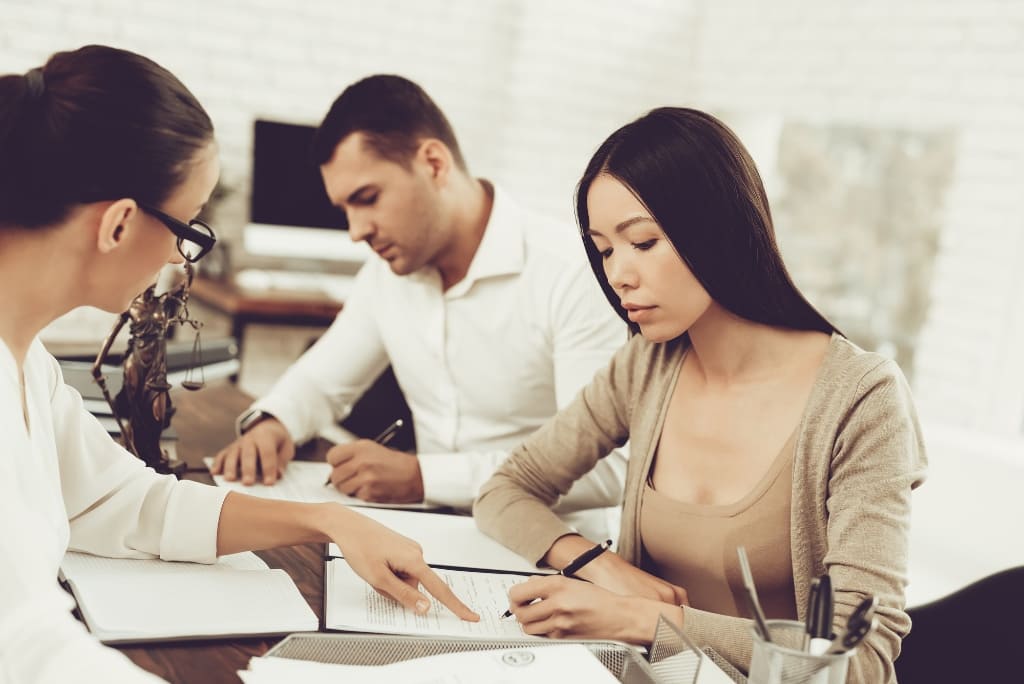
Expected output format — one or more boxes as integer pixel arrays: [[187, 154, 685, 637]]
[[326, 560, 532, 639]]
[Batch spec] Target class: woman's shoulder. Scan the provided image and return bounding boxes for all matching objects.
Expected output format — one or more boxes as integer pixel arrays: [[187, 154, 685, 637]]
[[808, 333, 916, 426], [821, 333, 908, 389]]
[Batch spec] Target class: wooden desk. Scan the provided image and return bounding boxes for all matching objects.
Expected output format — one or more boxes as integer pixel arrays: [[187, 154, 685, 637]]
[[115, 382, 331, 683], [188, 275, 342, 351]]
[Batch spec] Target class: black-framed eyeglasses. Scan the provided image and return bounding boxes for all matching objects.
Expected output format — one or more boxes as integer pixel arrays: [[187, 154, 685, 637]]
[[138, 202, 217, 263]]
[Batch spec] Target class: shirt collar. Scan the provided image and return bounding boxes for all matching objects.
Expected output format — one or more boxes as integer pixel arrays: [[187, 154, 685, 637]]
[[445, 183, 525, 298]]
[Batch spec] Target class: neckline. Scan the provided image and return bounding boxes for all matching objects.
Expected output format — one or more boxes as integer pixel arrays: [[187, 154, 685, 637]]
[[645, 429, 796, 516], [0, 337, 32, 436], [642, 333, 841, 511]]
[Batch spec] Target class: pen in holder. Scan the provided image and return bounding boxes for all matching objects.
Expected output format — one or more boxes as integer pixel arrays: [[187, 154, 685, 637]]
[[749, 620, 854, 684]]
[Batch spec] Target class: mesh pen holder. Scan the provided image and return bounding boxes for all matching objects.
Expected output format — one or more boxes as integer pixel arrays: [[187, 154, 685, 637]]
[[264, 632, 661, 684], [648, 615, 747, 683], [748, 620, 852, 684]]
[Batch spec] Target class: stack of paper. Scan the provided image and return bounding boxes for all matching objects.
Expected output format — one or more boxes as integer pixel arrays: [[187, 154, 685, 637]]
[[60, 551, 317, 644], [239, 644, 621, 683]]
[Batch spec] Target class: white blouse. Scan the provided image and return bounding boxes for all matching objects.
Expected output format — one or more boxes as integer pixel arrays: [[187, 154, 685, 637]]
[[0, 338, 228, 683]]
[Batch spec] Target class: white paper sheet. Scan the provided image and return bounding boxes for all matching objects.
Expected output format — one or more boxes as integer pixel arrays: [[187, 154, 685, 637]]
[[326, 560, 535, 639], [240, 644, 620, 684], [326, 506, 550, 575], [204, 457, 437, 510], [60, 551, 317, 643]]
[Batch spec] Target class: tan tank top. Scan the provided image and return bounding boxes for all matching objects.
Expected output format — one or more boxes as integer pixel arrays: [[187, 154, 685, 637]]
[[639, 431, 798, 620]]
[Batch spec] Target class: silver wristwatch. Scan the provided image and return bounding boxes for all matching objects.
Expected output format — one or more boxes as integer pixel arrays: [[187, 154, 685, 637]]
[[237, 408, 272, 435]]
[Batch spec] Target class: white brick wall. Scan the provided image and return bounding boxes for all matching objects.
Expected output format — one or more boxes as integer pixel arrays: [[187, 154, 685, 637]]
[[4, 0, 1023, 440]]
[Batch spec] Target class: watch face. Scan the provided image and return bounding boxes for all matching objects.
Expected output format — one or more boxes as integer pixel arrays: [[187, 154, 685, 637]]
[[240, 410, 265, 433]]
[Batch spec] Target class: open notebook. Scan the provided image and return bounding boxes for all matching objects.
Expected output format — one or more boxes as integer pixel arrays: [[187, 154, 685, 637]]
[[60, 551, 317, 644], [324, 508, 553, 639]]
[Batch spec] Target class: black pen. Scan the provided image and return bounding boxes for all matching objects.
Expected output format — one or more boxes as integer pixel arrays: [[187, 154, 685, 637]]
[[500, 540, 611, 619], [804, 577, 822, 651], [809, 573, 834, 654], [560, 539, 612, 578], [323, 418, 404, 486]]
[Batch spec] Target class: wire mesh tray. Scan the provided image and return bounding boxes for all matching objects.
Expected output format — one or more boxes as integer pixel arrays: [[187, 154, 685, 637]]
[[265, 632, 661, 684]]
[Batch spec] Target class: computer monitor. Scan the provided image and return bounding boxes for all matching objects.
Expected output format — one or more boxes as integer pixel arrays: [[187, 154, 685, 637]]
[[243, 119, 370, 264]]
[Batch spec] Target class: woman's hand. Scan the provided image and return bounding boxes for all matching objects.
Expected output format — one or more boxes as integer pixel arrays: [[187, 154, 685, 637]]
[[327, 506, 480, 622], [506, 575, 682, 644], [577, 550, 689, 605], [216, 495, 478, 620], [544, 535, 688, 605]]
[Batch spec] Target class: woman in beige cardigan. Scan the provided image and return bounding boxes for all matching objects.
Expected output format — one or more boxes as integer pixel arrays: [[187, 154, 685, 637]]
[[474, 108, 926, 683]]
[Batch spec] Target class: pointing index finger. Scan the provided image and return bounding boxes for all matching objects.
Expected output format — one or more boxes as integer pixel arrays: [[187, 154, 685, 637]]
[[414, 565, 480, 622]]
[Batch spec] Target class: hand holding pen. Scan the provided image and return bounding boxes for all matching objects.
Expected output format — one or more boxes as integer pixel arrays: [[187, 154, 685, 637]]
[[323, 419, 424, 503], [500, 539, 612, 618], [324, 418, 404, 486]]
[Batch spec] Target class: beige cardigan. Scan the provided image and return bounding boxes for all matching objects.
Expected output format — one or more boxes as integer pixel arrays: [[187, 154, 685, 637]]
[[474, 333, 927, 683]]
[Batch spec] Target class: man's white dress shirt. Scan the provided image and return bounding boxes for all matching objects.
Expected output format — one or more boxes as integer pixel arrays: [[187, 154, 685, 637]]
[[251, 186, 628, 519], [0, 338, 228, 683]]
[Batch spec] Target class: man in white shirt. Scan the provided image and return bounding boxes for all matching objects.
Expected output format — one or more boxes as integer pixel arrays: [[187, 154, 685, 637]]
[[212, 75, 626, 525]]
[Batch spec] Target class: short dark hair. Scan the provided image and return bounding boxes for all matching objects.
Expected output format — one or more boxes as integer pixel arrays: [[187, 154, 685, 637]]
[[0, 44, 214, 230], [576, 107, 837, 337], [312, 74, 466, 170]]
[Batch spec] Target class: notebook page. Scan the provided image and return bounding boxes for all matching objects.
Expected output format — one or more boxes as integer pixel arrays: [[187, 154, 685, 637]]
[[61, 551, 317, 643], [325, 560, 532, 639], [204, 457, 437, 510], [327, 507, 550, 575]]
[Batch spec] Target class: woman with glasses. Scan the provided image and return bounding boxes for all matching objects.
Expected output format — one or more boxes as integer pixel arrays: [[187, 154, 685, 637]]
[[0, 45, 476, 683]]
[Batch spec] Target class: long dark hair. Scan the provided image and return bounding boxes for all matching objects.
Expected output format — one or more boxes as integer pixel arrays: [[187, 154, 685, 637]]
[[0, 45, 214, 230], [576, 107, 836, 336]]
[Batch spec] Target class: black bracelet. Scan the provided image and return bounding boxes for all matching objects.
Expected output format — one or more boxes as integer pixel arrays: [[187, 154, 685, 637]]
[[560, 539, 612, 577]]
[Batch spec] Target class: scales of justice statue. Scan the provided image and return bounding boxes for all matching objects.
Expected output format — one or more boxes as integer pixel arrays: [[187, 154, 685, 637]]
[[90, 262, 206, 476]]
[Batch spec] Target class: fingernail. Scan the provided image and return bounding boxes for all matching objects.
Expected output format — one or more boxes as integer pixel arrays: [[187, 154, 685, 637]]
[[415, 600, 429, 614]]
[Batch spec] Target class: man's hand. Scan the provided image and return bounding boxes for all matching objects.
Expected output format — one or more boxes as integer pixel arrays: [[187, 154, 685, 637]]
[[325, 440, 424, 503], [210, 418, 295, 485]]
